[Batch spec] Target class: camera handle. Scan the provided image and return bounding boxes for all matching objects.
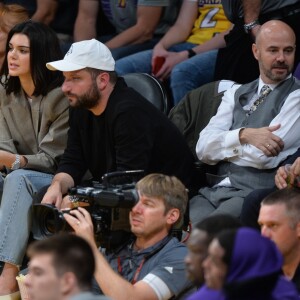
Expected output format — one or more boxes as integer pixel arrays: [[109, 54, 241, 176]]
[[101, 170, 144, 187]]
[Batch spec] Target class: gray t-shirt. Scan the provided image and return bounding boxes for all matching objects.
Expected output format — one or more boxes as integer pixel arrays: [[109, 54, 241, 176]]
[[221, 0, 300, 22], [71, 292, 111, 300], [106, 236, 193, 298], [100, 0, 181, 34]]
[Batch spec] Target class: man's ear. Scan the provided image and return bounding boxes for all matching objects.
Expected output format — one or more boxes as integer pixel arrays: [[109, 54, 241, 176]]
[[296, 222, 300, 238], [252, 43, 259, 61], [61, 272, 77, 295], [97, 72, 110, 90], [166, 208, 180, 225]]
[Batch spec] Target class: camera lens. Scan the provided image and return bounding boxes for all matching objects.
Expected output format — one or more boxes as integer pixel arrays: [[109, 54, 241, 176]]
[[43, 209, 61, 235], [32, 204, 71, 240]]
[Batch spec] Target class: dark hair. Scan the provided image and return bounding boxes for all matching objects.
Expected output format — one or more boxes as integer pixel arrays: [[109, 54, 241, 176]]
[[196, 214, 241, 246], [0, 20, 64, 95], [216, 228, 237, 267], [86, 67, 118, 85], [27, 234, 95, 290], [262, 187, 300, 228]]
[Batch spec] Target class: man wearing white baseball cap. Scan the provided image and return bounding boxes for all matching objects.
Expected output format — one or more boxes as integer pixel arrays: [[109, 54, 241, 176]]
[[46, 39, 115, 72], [42, 39, 197, 298]]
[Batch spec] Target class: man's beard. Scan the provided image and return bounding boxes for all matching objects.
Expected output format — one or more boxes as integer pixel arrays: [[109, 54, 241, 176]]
[[264, 62, 292, 82], [67, 80, 101, 109]]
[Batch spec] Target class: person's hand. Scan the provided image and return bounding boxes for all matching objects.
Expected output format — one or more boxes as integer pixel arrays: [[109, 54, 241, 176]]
[[152, 43, 168, 62], [60, 195, 73, 209], [275, 165, 289, 189], [275, 158, 300, 189], [63, 207, 96, 247], [154, 51, 187, 81], [239, 124, 284, 157], [41, 183, 63, 208]]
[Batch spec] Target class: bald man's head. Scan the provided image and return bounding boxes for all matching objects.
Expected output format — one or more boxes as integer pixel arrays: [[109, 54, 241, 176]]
[[252, 20, 296, 83], [255, 20, 296, 46]]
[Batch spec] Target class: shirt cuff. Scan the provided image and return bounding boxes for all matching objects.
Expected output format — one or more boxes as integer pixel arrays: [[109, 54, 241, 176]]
[[224, 128, 243, 157], [142, 273, 172, 300]]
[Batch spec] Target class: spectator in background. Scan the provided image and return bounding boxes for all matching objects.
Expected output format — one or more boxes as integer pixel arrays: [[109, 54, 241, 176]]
[[258, 188, 300, 292], [31, 0, 79, 51], [203, 228, 299, 300], [189, 20, 300, 226], [0, 3, 29, 66], [241, 149, 300, 229], [42, 38, 197, 213], [74, 0, 182, 59], [0, 20, 69, 297], [25, 234, 111, 300], [214, 0, 300, 83], [116, 0, 232, 105], [0, 0, 35, 15], [1, 0, 79, 53], [185, 214, 241, 300]]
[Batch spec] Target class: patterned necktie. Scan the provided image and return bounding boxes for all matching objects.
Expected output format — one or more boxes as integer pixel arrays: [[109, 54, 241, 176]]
[[246, 85, 272, 116]]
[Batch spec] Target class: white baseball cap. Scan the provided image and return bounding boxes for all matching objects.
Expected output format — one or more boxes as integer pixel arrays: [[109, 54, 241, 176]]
[[46, 39, 115, 72]]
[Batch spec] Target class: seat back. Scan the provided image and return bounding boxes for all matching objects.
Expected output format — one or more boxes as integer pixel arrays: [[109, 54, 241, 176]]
[[123, 73, 170, 114]]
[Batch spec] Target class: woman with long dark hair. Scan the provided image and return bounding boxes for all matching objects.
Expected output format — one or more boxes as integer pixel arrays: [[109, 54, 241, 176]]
[[0, 20, 69, 298]]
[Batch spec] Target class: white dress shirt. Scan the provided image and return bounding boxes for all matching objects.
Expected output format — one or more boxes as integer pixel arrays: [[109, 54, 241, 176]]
[[196, 77, 300, 172]]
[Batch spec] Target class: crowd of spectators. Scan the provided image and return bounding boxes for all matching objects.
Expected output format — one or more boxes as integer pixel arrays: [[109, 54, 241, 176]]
[[0, 0, 300, 299]]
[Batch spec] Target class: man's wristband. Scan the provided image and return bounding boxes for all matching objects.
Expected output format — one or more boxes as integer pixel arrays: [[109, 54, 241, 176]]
[[187, 48, 196, 58], [244, 20, 260, 33]]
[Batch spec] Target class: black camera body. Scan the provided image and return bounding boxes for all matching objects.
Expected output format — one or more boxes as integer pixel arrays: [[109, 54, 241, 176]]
[[32, 170, 143, 249]]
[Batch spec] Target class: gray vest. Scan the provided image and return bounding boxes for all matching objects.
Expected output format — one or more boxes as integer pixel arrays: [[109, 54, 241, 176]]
[[217, 77, 300, 193]]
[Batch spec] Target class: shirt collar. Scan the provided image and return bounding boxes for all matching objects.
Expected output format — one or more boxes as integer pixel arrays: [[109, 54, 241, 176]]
[[258, 74, 292, 94]]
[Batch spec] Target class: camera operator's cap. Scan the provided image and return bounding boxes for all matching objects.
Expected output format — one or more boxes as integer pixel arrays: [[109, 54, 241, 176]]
[[46, 39, 115, 72]]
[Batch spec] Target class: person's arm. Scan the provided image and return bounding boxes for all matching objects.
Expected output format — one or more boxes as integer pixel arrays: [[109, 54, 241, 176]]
[[242, 0, 261, 24], [105, 5, 164, 49], [154, 28, 230, 80], [242, 0, 261, 37], [42, 172, 75, 208], [31, 0, 58, 25], [0, 151, 27, 169], [64, 207, 161, 300], [73, 0, 99, 41], [196, 84, 242, 164], [0, 89, 69, 173], [197, 88, 300, 169], [152, 0, 198, 56]]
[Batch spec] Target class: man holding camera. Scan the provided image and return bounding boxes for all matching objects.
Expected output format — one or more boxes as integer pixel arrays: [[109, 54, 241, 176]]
[[63, 173, 194, 299], [42, 38, 197, 210]]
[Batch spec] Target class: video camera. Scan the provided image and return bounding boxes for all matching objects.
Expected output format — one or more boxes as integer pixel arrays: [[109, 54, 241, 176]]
[[32, 170, 144, 250]]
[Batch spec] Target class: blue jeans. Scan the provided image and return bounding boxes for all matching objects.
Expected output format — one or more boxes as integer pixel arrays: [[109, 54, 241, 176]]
[[100, 34, 162, 60], [115, 42, 218, 104], [0, 169, 53, 266]]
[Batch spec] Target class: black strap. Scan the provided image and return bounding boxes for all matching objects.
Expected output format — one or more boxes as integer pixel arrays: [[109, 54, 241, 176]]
[[0, 261, 4, 276]]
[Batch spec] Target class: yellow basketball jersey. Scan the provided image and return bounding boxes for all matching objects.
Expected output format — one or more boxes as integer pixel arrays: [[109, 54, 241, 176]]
[[187, 1, 231, 45]]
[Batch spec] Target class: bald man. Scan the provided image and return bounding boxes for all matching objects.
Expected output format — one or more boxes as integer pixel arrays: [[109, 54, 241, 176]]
[[190, 20, 300, 226]]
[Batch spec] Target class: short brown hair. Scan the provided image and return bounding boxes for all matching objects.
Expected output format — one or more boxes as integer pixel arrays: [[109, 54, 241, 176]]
[[136, 173, 188, 226], [27, 233, 95, 290], [262, 187, 300, 228]]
